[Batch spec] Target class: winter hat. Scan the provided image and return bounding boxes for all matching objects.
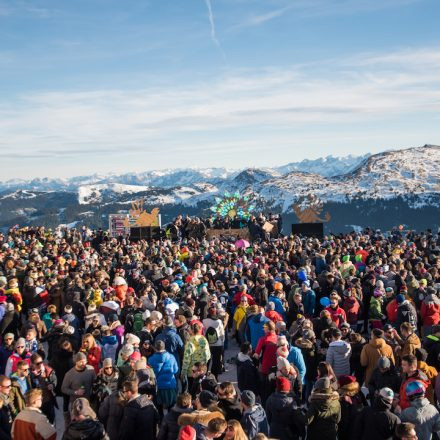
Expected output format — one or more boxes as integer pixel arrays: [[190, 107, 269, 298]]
[[396, 294, 405, 304], [240, 390, 256, 407], [120, 344, 135, 358], [73, 352, 87, 363], [342, 255, 350, 263], [150, 311, 163, 321], [405, 381, 426, 399], [198, 390, 218, 408], [385, 287, 394, 294], [420, 279, 428, 287], [64, 305, 73, 314], [108, 313, 118, 323], [277, 335, 288, 347], [377, 356, 391, 369], [340, 322, 350, 329], [379, 387, 394, 403], [178, 425, 196, 440], [142, 310, 151, 320], [276, 376, 291, 393], [15, 338, 26, 349], [338, 375, 356, 387], [277, 357, 291, 371], [373, 289, 384, 298], [71, 397, 96, 419], [125, 333, 140, 346], [314, 377, 331, 390], [129, 351, 141, 362], [102, 358, 113, 368], [4, 333, 14, 340], [302, 280, 310, 288]]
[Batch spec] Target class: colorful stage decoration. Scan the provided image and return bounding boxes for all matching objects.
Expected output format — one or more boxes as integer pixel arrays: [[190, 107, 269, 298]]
[[210, 191, 255, 221], [293, 194, 331, 223], [123, 199, 160, 227]]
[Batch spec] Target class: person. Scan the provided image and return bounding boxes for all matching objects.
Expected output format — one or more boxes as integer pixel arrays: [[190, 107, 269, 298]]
[[395, 422, 419, 440], [265, 377, 306, 440], [98, 389, 127, 440], [181, 323, 211, 388], [63, 397, 108, 440], [149, 340, 179, 419], [414, 348, 438, 404], [9, 360, 31, 418], [306, 377, 341, 440], [216, 382, 242, 422], [232, 297, 249, 343], [0, 375, 12, 440], [400, 381, 440, 440], [235, 342, 259, 396], [360, 328, 395, 386], [29, 353, 57, 424], [240, 390, 269, 440], [61, 352, 97, 405], [197, 417, 227, 440], [4, 339, 31, 378], [353, 387, 400, 440], [295, 329, 318, 401], [325, 328, 351, 377], [118, 379, 159, 440], [223, 419, 248, 440], [202, 307, 225, 379], [157, 392, 193, 440], [0, 336, 14, 376], [80, 334, 102, 374], [399, 355, 431, 411], [91, 358, 119, 407], [244, 306, 270, 350], [368, 356, 401, 400], [155, 316, 184, 369], [254, 321, 277, 404], [396, 294, 418, 330], [188, 362, 216, 400], [11, 389, 56, 440]]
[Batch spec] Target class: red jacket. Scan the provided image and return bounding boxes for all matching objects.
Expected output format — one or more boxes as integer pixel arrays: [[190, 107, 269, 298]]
[[325, 306, 347, 328], [420, 295, 440, 326], [399, 369, 430, 410], [265, 310, 284, 323], [342, 297, 361, 325], [82, 346, 101, 374], [255, 332, 277, 374]]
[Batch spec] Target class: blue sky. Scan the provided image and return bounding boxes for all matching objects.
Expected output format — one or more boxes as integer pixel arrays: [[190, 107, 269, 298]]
[[1, 0, 439, 179]]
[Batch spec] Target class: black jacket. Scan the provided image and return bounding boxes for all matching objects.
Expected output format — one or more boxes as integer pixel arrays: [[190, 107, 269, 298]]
[[353, 396, 400, 440], [235, 352, 260, 395], [157, 406, 193, 440], [265, 391, 306, 440], [368, 366, 401, 397], [217, 396, 242, 421], [119, 394, 159, 440], [0, 402, 12, 440], [62, 418, 108, 440]]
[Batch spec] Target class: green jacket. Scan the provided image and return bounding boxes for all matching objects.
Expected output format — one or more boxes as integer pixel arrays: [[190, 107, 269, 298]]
[[306, 390, 341, 440], [369, 297, 383, 320], [181, 335, 211, 378]]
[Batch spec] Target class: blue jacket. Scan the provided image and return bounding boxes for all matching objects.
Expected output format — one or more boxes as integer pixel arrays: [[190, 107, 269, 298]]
[[268, 296, 286, 319], [245, 313, 270, 350], [148, 351, 178, 390], [287, 346, 306, 384], [303, 289, 316, 317], [155, 327, 184, 366], [241, 404, 269, 440]]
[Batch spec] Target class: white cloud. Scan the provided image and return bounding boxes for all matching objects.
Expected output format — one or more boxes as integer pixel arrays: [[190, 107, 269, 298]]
[[0, 47, 439, 178]]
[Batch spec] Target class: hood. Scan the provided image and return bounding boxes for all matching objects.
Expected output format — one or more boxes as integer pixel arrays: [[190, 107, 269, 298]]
[[170, 405, 194, 416], [424, 294, 440, 305], [178, 409, 225, 427], [252, 313, 269, 324], [310, 390, 340, 408], [411, 397, 430, 409], [246, 404, 266, 423], [373, 395, 392, 411], [267, 392, 295, 411], [65, 419, 105, 439], [344, 297, 357, 306], [102, 334, 117, 344], [407, 333, 420, 345], [369, 338, 386, 349], [237, 352, 252, 363], [329, 340, 351, 355], [295, 337, 313, 350], [128, 394, 155, 409]]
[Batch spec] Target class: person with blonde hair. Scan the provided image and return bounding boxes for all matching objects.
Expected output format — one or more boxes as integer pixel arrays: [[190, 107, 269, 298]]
[[81, 334, 101, 374], [224, 419, 248, 440], [12, 389, 56, 440]]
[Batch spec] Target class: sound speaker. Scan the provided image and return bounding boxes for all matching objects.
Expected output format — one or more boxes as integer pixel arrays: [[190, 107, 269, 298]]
[[291, 223, 324, 239], [130, 226, 161, 241]]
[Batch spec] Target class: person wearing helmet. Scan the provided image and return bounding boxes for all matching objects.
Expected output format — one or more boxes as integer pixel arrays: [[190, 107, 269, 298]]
[[401, 381, 440, 440]]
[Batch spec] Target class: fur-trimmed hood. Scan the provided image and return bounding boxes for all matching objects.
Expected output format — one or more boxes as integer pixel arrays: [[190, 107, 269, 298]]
[[338, 381, 360, 397], [310, 390, 339, 404], [295, 337, 314, 350], [178, 409, 225, 427]]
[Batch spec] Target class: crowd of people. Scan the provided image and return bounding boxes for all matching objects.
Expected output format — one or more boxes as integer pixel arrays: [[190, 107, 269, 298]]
[[0, 219, 439, 440]]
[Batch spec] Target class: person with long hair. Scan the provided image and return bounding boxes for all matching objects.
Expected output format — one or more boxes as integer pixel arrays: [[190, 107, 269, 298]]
[[317, 361, 338, 391], [81, 333, 101, 374], [224, 419, 248, 440]]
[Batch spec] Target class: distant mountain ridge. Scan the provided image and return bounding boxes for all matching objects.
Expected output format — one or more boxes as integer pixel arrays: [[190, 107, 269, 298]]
[[0, 145, 439, 232]]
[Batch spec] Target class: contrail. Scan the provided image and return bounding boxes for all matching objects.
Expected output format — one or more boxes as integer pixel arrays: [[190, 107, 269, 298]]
[[203, 0, 226, 61]]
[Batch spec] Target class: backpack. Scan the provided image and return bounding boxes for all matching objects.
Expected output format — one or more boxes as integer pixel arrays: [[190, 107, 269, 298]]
[[205, 326, 219, 345], [133, 312, 144, 334]]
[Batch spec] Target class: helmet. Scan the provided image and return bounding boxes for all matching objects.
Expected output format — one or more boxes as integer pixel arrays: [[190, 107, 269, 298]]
[[405, 380, 425, 399]]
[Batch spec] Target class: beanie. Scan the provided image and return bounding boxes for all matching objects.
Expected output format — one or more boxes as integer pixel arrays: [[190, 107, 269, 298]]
[[276, 376, 291, 393], [240, 390, 256, 407], [338, 375, 356, 387], [379, 387, 394, 403], [377, 356, 391, 369], [396, 294, 405, 304], [178, 426, 196, 440], [198, 390, 218, 408]]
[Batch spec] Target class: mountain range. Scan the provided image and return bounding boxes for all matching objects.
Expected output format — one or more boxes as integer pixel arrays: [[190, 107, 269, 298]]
[[1, 145, 439, 233]]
